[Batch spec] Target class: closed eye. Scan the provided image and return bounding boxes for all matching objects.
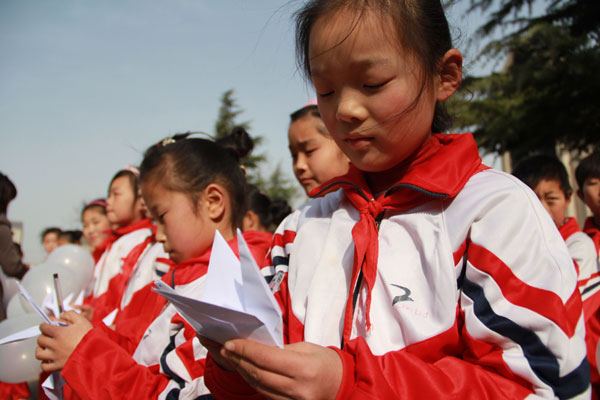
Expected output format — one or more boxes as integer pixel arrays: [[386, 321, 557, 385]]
[[317, 91, 333, 98], [364, 82, 387, 90]]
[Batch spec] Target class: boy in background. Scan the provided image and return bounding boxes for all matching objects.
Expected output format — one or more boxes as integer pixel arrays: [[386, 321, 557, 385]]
[[513, 154, 600, 397], [576, 151, 600, 254]]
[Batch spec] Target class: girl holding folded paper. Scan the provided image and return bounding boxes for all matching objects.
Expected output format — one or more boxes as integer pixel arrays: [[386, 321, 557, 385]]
[[200, 0, 589, 398], [35, 128, 272, 399]]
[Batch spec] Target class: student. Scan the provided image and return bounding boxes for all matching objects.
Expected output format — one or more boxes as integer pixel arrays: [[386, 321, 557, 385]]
[[41, 226, 61, 255], [576, 151, 600, 254], [81, 199, 111, 263], [57, 230, 83, 246], [242, 184, 291, 233], [201, 1, 590, 398], [36, 129, 271, 399], [85, 167, 153, 324], [241, 184, 292, 268], [288, 100, 350, 195]]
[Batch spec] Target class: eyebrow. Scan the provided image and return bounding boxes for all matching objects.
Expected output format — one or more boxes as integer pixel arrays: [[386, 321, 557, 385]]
[[310, 57, 392, 78]]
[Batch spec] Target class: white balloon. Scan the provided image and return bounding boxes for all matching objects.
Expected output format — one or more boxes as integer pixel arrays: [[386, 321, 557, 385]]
[[46, 244, 94, 289], [0, 313, 44, 383], [6, 293, 30, 318], [19, 263, 83, 313]]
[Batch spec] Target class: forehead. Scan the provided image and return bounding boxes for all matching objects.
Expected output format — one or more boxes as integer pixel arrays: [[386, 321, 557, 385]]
[[308, 8, 401, 72], [534, 179, 563, 194]]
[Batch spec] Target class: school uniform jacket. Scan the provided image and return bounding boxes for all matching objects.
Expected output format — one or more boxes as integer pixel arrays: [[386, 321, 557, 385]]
[[583, 217, 600, 255], [61, 231, 272, 400], [88, 219, 154, 323], [205, 133, 590, 399], [561, 217, 600, 398]]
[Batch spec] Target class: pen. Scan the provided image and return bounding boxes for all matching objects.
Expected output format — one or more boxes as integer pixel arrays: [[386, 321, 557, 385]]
[[53, 273, 64, 315]]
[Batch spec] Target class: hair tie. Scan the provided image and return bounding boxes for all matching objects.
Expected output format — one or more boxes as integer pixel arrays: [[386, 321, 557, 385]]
[[88, 199, 107, 207], [124, 164, 140, 176], [159, 137, 176, 147], [304, 97, 318, 107]]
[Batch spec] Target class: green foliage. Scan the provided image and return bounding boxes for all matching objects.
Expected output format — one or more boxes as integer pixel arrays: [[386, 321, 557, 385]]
[[213, 88, 300, 205], [449, 0, 600, 157]]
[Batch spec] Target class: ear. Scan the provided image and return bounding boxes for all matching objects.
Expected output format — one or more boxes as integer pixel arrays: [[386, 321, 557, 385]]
[[201, 183, 227, 222], [576, 189, 584, 201], [436, 49, 463, 101]]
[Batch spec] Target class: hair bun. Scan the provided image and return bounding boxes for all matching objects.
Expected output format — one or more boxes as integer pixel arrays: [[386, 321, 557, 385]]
[[215, 127, 254, 161]]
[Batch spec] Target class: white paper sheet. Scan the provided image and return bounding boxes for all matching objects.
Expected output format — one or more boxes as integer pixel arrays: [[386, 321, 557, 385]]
[[42, 372, 66, 400], [152, 230, 283, 348]]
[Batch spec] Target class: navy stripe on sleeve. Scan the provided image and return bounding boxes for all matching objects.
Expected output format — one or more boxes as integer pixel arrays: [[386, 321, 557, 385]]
[[462, 277, 590, 399]]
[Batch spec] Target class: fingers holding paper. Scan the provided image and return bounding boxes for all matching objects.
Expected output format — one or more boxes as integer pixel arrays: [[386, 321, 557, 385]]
[[221, 339, 343, 400], [35, 311, 93, 372]]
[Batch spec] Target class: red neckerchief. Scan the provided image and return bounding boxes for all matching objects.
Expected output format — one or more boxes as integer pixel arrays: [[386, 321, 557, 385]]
[[310, 133, 487, 343], [559, 217, 581, 242]]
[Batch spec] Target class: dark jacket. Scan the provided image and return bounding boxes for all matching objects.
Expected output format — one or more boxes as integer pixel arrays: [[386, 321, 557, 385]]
[[0, 214, 28, 320]]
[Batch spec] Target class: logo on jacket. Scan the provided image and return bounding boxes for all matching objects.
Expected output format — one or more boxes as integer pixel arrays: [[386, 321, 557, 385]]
[[391, 284, 414, 305]]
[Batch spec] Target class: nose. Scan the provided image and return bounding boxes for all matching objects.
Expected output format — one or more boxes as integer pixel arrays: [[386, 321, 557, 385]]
[[336, 89, 368, 123], [293, 153, 308, 175], [155, 224, 167, 244]]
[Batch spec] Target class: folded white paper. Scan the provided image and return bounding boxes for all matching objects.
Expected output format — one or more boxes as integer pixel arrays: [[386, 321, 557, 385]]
[[0, 325, 41, 345], [42, 372, 66, 400], [153, 230, 283, 348], [16, 282, 66, 327]]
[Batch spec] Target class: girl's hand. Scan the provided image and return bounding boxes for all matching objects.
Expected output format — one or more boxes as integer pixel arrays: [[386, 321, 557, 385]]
[[220, 339, 343, 400], [197, 335, 237, 372], [35, 311, 93, 372], [72, 304, 94, 321]]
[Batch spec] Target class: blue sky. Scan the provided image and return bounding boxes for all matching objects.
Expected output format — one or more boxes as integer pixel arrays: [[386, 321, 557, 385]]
[[1, 0, 489, 264]]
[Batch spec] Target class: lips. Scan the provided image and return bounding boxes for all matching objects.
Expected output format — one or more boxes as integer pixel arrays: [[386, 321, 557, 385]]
[[344, 135, 374, 149]]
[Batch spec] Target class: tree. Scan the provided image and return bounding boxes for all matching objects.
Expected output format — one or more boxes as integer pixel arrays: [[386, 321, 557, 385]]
[[449, 0, 600, 159], [213, 89, 300, 205]]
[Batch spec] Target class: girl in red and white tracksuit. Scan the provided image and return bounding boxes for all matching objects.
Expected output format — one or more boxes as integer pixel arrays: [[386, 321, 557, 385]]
[[36, 128, 267, 399], [201, 1, 590, 398], [84, 167, 153, 324]]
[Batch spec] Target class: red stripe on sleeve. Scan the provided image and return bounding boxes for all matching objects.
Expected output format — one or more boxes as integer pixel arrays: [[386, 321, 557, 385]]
[[272, 230, 296, 249], [468, 242, 581, 337]]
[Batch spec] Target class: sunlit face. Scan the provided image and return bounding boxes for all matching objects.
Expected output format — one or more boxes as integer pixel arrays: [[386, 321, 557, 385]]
[[288, 115, 350, 194], [533, 179, 571, 227], [580, 177, 600, 217], [142, 181, 214, 264], [309, 9, 439, 173], [82, 208, 111, 249], [42, 232, 59, 254], [106, 176, 140, 227]]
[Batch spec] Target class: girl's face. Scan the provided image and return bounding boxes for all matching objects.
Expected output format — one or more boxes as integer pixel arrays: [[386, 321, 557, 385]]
[[143, 181, 214, 264], [308, 9, 451, 173], [106, 176, 142, 227], [288, 115, 350, 194], [82, 208, 111, 249]]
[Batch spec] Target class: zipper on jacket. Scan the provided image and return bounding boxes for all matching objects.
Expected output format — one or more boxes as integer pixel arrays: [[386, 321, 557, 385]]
[[341, 210, 385, 350]]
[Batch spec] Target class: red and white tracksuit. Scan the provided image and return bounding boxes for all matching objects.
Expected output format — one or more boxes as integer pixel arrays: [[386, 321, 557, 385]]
[[61, 231, 271, 399], [205, 133, 590, 399], [561, 217, 600, 398]]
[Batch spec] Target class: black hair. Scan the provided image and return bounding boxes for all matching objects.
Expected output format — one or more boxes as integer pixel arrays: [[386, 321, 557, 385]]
[[0, 172, 17, 215], [295, 0, 455, 132], [41, 227, 62, 241], [59, 230, 83, 244], [575, 151, 600, 190], [139, 127, 254, 230], [109, 169, 141, 201], [512, 155, 572, 197], [81, 199, 107, 218], [289, 104, 330, 137], [290, 104, 321, 122], [246, 184, 292, 232]]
